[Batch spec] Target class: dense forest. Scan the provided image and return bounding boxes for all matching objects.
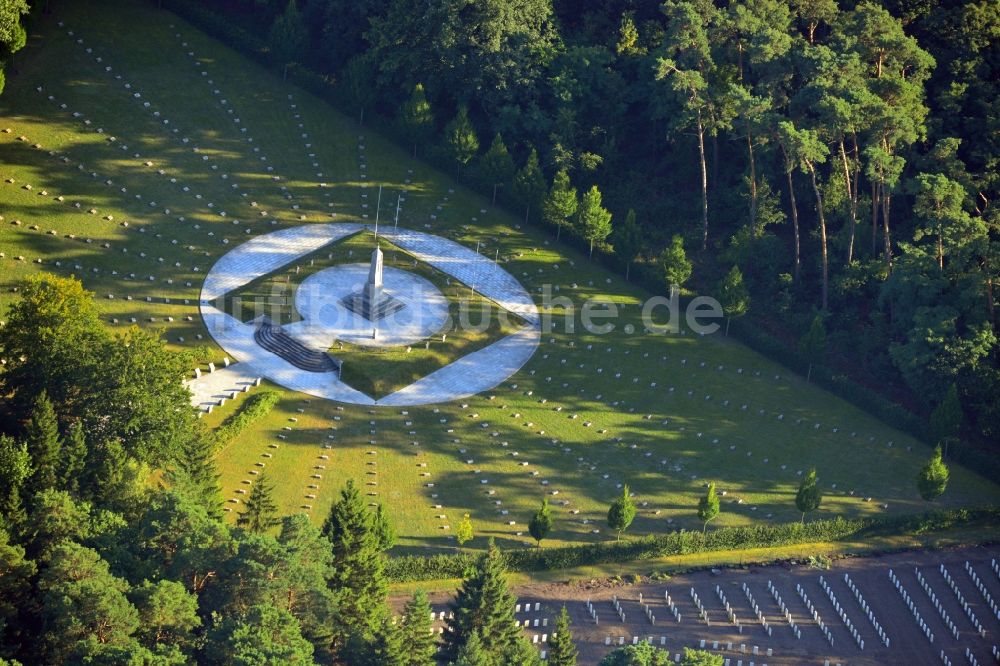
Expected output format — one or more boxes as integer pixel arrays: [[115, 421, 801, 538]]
[[183, 0, 999, 458], [0, 276, 569, 665]]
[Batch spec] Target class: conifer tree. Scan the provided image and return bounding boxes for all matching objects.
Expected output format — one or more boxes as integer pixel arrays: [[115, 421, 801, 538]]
[[58, 422, 87, 497], [399, 590, 436, 666], [237, 473, 280, 534], [547, 606, 578, 666], [268, 0, 307, 80], [442, 540, 523, 664], [512, 148, 546, 223], [479, 134, 515, 203], [607, 485, 636, 542], [697, 483, 720, 533], [799, 314, 827, 382], [452, 631, 489, 666], [577, 185, 613, 258], [446, 106, 480, 177], [322, 479, 388, 647], [917, 445, 950, 501], [24, 391, 61, 492], [543, 169, 578, 241], [613, 209, 642, 280], [373, 503, 396, 552], [399, 83, 434, 156], [371, 614, 407, 666], [795, 468, 822, 523], [166, 434, 222, 519], [528, 497, 553, 547]]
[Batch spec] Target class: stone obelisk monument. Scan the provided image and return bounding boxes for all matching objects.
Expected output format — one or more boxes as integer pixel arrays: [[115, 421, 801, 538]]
[[342, 233, 405, 322]]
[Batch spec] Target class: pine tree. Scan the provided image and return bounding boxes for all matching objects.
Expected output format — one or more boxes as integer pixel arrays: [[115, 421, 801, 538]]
[[371, 614, 407, 666], [697, 483, 720, 534], [445, 106, 480, 177], [795, 468, 822, 523], [58, 422, 87, 496], [237, 473, 280, 534], [799, 314, 827, 382], [166, 434, 222, 519], [452, 630, 489, 666], [399, 83, 434, 156], [442, 540, 523, 664], [607, 485, 636, 542], [528, 497, 553, 547], [512, 148, 546, 223], [479, 134, 515, 204], [399, 590, 436, 666], [613, 209, 642, 280], [24, 391, 61, 492], [917, 445, 950, 501], [547, 606, 578, 666], [577, 185, 613, 258], [543, 169, 578, 241], [373, 503, 396, 552], [268, 0, 307, 80], [322, 479, 388, 646]]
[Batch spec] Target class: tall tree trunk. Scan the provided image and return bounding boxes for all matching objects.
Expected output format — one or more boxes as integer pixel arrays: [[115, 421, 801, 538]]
[[697, 112, 709, 251], [839, 137, 856, 265], [747, 123, 758, 229], [808, 163, 829, 310], [850, 135, 861, 260], [985, 269, 997, 333], [871, 181, 880, 258], [882, 187, 893, 272], [780, 144, 801, 282]]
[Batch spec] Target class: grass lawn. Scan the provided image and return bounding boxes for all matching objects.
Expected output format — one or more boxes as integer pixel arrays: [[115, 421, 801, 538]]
[[2, 0, 998, 557]]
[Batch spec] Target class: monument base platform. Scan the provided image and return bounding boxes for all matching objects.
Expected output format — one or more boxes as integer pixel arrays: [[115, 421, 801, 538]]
[[340, 290, 406, 322]]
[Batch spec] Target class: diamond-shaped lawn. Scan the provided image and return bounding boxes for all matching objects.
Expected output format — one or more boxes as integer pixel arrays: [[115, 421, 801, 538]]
[[215, 230, 525, 398]]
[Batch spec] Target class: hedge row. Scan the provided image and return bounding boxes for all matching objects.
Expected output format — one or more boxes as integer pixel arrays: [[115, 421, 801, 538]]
[[385, 508, 1000, 582], [212, 390, 280, 449]]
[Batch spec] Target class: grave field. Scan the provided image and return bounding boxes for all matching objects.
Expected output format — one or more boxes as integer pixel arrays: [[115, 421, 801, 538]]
[[2, 0, 999, 554]]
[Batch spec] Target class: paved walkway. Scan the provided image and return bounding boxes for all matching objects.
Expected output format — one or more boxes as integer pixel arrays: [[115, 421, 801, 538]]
[[200, 223, 364, 301], [198, 224, 539, 405], [380, 227, 539, 325], [379, 324, 541, 406]]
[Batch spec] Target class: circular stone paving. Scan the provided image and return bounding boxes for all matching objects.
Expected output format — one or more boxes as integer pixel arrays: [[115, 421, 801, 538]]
[[292, 262, 449, 348], [198, 223, 540, 406]]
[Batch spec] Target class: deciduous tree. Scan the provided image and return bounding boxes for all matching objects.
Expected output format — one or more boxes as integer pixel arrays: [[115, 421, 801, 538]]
[[795, 468, 822, 523], [697, 482, 720, 533], [917, 445, 949, 501]]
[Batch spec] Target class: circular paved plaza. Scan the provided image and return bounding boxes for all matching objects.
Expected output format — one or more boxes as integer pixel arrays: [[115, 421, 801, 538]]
[[197, 224, 540, 406]]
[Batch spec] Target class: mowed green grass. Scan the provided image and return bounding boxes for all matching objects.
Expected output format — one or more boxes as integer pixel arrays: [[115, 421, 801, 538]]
[[2, 0, 998, 555]]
